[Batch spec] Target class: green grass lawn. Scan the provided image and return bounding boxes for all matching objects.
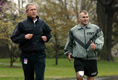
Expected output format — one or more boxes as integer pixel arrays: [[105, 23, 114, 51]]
[[0, 58, 118, 80]]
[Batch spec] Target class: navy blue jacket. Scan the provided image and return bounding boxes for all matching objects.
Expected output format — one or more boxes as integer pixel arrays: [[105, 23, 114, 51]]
[[11, 16, 52, 53]]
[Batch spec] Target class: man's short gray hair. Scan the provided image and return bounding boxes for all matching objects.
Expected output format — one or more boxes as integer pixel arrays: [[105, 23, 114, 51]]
[[79, 10, 88, 17], [25, 3, 37, 11]]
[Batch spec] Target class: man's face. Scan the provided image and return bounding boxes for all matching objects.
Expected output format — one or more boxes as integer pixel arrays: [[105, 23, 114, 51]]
[[78, 12, 89, 26], [26, 5, 37, 20]]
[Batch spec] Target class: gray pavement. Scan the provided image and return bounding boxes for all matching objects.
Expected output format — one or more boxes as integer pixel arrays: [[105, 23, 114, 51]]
[[45, 76, 118, 80], [95, 76, 118, 80]]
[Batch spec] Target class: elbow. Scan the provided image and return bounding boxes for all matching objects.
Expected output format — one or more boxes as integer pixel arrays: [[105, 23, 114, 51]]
[[11, 37, 19, 44]]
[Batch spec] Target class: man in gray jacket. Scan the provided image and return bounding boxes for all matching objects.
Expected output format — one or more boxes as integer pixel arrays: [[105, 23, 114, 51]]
[[64, 10, 104, 80]]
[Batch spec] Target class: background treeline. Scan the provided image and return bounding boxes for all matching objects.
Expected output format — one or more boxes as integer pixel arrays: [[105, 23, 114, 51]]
[[0, 0, 118, 66]]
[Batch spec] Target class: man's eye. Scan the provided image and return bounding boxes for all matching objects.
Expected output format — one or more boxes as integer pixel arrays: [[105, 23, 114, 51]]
[[30, 9, 36, 11], [82, 17, 88, 18]]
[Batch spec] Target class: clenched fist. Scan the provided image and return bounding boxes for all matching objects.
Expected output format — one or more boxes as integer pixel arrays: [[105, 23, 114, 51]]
[[91, 40, 96, 50], [25, 34, 33, 39], [41, 36, 47, 42], [68, 54, 72, 63]]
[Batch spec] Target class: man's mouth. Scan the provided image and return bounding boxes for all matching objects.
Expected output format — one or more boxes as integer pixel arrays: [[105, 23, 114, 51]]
[[84, 21, 88, 23], [32, 14, 36, 16]]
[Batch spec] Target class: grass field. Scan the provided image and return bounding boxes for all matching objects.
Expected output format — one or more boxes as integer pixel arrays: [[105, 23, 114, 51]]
[[0, 58, 118, 80]]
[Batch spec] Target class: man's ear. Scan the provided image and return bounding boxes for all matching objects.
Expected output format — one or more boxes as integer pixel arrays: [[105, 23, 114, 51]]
[[26, 11, 28, 14], [78, 17, 80, 21]]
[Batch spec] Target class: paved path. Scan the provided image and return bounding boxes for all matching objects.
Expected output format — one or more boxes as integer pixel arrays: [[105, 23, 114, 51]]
[[95, 76, 118, 80], [46, 76, 118, 80]]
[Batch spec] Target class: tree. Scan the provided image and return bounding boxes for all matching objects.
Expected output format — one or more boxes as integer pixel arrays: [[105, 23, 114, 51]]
[[0, 0, 9, 57], [97, 0, 118, 61], [0, 0, 26, 66], [0, 17, 20, 67], [36, 0, 76, 65]]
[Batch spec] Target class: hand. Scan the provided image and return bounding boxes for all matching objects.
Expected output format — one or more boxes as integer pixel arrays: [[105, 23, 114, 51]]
[[91, 40, 96, 50], [25, 34, 33, 39], [68, 54, 72, 63], [41, 36, 47, 42]]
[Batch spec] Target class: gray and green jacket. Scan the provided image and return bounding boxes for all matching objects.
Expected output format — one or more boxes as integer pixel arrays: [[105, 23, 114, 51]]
[[64, 22, 104, 60]]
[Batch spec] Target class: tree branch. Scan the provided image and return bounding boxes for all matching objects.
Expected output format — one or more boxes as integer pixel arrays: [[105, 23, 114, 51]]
[[113, 18, 118, 23], [98, 0, 114, 8], [112, 4, 118, 10]]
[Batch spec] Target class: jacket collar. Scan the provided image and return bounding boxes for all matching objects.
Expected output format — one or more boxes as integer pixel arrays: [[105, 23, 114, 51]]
[[77, 22, 91, 30], [27, 16, 39, 22]]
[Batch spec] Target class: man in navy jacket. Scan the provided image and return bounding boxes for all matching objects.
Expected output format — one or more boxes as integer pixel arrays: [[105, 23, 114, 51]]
[[11, 3, 52, 80]]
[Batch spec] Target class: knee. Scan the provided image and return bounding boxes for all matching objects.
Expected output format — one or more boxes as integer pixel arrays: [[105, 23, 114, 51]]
[[76, 75, 83, 80], [76, 71, 84, 80]]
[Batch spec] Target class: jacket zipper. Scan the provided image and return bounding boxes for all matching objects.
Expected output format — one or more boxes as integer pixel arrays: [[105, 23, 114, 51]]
[[33, 21, 36, 34], [84, 28, 88, 59], [84, 29, 87, 51]]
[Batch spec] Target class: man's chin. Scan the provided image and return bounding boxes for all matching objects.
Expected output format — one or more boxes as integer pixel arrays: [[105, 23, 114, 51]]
[[31, 16, 36, 19], [82, 23, 88, 26], [29, 16, 36, 20], [84, 23, 88, 25], [32, 15, 36, 17]]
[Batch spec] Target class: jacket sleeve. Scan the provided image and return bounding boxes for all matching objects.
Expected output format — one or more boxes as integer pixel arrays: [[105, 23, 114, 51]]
[[64, 30, 73, 56], [11, 22, 26, 44], [43, 21, 52, 42], [95, 29, 104, 52]]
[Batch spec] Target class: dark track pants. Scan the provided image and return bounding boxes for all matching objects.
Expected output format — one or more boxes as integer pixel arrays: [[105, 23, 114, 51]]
[[21, 50, 46, 80]]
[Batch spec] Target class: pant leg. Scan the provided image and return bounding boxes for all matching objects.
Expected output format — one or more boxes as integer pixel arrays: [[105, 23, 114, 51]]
[[21, 53, 34, 80], [34, 50, 46, 80]]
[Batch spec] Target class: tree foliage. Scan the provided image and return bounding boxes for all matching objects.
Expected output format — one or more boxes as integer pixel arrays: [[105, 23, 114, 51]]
[[0, 0, 26, 66], [36, 0, 77, 64]]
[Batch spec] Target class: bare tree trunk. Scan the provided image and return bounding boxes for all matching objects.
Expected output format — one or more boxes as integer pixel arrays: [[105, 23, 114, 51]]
[[54, 35, 58, 65], [106, 12, 114, 61], [10, 56, 13, 67], [22, 0, 23, 8], [52, 17, 59, 65], [75, 0, 79, 24], [97, 0, 115, 61], [97, 0, 107, 60], [81, 0, 86, 10], [18, 0, 20, 9]]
